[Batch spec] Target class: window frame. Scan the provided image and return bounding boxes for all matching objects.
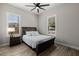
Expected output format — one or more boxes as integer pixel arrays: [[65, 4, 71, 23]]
[[7, 12, 21, 36]]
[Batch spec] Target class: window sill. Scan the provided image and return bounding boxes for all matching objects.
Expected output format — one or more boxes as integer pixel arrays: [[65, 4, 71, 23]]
[[48, 34, 56, 37]]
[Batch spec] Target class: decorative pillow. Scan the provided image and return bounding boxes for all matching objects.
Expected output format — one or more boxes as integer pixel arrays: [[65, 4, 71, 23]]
[[31, 31, 40, 36], [26, 31, 32, 36]]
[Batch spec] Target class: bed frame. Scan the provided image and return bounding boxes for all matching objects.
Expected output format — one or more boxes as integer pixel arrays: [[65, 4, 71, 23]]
[[21, 27, 55, 55]]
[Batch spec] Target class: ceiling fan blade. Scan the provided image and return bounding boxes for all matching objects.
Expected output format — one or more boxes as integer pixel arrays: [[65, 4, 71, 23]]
[[37, 3, 40, 5], [40, 4, 50, 7], [33, 3, 36, 6], [31, 7, 36, 11], [25, 5, 35, 7], [39, 7, 46, 10], [37, 9, 39, 13], [33, 3, 40, 5]]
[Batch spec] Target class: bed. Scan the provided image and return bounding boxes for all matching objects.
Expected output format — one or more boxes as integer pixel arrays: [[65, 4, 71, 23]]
[[21, 27, 55, 55]]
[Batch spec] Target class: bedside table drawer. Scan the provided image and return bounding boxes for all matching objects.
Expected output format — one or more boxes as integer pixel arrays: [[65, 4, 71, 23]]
[[10, 36, 21, 47]]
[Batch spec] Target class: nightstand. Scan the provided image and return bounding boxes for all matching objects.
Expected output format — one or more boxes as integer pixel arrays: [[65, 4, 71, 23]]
[[10, 36, 21, 47]]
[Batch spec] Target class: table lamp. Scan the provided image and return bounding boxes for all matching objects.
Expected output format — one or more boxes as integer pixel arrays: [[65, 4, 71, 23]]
[[8, 27, 15, 37]]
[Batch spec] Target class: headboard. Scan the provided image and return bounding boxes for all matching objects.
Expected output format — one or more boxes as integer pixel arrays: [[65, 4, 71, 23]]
[[21, 27, 37, 35]]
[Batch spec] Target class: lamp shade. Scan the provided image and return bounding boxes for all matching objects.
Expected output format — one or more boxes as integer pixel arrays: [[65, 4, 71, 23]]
[[8, 27, 15, 32]]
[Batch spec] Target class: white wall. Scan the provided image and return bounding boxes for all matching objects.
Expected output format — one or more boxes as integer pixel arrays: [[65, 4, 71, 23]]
[[0, 3, 38, 46], [38, 3, 79, 49]]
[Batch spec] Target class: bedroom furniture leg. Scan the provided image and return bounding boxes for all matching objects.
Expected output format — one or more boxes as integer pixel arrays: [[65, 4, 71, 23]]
[[36, 46, 39, 56], [36, 52, 39, 56]]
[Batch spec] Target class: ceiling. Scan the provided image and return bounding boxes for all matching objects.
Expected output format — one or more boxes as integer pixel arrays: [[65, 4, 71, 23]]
[[9, 3, 58, 14]]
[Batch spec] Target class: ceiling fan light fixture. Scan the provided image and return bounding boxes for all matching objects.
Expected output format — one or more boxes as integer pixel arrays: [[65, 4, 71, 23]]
[[36, 7, 39, 9]]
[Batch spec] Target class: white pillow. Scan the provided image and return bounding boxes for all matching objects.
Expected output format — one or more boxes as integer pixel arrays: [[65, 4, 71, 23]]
[[31, 31, 40, 36], [26, 31, 32, 36]]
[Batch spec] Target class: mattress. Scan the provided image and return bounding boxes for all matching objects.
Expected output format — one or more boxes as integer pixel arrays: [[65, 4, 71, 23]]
[[22, 35, 54, 48]]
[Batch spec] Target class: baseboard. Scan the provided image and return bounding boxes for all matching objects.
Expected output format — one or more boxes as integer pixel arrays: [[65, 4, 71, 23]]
[[55, 40, 79, 50], [0, 43, 9, 47]]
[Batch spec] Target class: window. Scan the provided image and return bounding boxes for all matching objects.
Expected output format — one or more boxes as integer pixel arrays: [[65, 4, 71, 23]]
[[48, 15, 56, 35], [7, 13, 20, 34]]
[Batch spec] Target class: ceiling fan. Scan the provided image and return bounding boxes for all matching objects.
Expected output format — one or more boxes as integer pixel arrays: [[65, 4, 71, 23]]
[[25, 3, 50, 13]]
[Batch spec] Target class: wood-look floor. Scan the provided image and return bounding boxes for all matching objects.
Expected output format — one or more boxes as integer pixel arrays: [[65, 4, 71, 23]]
[[0, 43, 79, 56]]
